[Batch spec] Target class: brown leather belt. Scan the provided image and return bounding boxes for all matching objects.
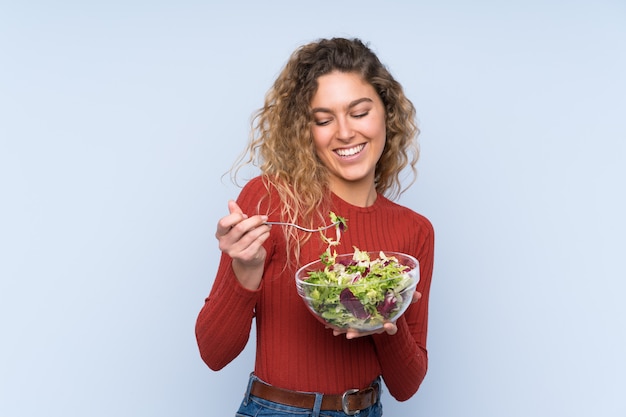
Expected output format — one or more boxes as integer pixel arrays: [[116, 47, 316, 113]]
[[250, 378, 379, 415]]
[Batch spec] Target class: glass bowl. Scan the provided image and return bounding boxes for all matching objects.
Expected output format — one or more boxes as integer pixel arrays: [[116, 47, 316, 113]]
[[295, 251, 419, 331]]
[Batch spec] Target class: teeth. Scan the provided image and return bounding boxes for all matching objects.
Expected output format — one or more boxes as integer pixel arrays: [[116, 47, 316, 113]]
[[336, 144, 364, 157]]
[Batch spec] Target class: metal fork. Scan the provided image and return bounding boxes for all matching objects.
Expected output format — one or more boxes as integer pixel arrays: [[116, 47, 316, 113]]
[[263, 221, 340, 233]]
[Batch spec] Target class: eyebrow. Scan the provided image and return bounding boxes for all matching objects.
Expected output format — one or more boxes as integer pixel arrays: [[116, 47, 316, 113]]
[[311, 97, 374, 114]]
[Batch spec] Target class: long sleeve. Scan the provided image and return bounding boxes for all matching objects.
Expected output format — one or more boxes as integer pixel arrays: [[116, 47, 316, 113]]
[[195, 177, 274, 370], [195, 256, 260, 370], [327, 194, 435, 400], [371, 217, 434, 400]]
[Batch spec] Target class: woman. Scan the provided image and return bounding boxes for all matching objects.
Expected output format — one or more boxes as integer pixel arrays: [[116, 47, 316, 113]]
[[196, 37, 434, 416]]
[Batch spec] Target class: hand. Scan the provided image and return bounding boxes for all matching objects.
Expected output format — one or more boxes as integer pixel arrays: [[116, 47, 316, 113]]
[[332, 321, 399, 339], [215, 200, 271, 290], [332, 290, 422, 339]]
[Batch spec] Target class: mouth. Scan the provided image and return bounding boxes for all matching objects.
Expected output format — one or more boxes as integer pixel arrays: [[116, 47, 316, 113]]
[[334, 143, 365, 157]]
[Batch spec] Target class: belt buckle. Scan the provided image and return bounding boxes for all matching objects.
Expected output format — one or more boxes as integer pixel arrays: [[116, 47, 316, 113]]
[[341, 388, 360, 415]]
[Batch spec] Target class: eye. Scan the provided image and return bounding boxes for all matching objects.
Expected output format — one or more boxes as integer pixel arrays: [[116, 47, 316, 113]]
[[314, 119, 331, 126], [352, 111, 369, 119]]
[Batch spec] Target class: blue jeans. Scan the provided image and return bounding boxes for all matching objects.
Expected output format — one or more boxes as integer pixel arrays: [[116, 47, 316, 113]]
[[235, 374, 383, 417]]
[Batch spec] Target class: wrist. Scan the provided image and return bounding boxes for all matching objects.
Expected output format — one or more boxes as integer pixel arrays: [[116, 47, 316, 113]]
[[232, 259, 264, 290]]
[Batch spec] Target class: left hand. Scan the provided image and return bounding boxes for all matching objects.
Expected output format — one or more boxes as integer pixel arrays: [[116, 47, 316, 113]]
[[332, 290, 422, 339]]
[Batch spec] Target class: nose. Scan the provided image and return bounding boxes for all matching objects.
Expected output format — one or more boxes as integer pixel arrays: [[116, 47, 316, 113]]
[[336, 116, 355, 141]]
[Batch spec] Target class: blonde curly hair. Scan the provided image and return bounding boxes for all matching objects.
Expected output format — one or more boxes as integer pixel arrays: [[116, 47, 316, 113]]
[[232, 37, 419, 259]]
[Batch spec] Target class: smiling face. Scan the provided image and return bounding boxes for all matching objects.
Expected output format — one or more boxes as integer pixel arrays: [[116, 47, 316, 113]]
[[310, 71, 386, 205]]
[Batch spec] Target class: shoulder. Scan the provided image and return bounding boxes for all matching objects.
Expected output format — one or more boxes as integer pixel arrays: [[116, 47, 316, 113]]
[[236, 176, 280, 214], [374, 196, 434, 258], [377, 195, 434, 233], [238, 176, 274, 199], [239, 176, 267, 193]]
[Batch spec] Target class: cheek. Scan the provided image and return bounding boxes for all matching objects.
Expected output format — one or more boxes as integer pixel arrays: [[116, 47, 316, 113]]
[[378, 117, 387, 137], [374, 124, 387, 158], [311, 129, 331, 152], [372, 122, 386, 146], [366, 114, 386, 140]]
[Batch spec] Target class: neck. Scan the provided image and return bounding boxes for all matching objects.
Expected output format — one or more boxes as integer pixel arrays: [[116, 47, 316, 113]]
[[330, 180, 378, 207]]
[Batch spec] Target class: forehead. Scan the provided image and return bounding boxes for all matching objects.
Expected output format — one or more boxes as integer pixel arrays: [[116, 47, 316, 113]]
[[311, 71, 379, 107]]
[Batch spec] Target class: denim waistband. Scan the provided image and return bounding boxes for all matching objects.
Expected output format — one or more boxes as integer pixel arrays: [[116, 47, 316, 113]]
[[242, 373, 382, 417]]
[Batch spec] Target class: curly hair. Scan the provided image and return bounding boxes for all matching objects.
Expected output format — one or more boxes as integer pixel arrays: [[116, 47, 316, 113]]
[[232, 37, 419, 259]]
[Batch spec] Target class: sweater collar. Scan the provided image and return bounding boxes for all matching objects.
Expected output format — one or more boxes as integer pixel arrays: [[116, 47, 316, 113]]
[[330, 191, 386, 214]]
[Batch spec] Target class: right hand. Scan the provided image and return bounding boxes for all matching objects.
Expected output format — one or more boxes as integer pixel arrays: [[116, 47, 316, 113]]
[[215, 200, 271, 290]]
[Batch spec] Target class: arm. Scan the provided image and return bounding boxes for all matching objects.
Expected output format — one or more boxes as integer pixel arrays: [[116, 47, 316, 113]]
[[371, 219, 435, 401], [195, 254, 262, 370], [195, 181, 273, 370]]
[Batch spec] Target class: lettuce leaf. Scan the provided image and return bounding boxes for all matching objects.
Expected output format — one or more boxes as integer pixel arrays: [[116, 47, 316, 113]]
[[303, 248, 414, 329]]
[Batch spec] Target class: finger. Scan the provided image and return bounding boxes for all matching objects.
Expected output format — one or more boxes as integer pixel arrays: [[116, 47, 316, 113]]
[[227, 224, 271, 258], [216, 201, 250, 237], [216, 212, 246, 237], [227, 214, 269, 242], [228, 200, 245, 216], [219, 219, 268, 252], [412, 291, 422, 304], [345, 330, 363, 339], [335, 326, 387, 339], [383, 322, 398, 336]]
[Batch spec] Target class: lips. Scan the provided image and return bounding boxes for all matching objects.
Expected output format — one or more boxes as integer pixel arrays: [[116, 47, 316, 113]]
[[335, 144, 365, 157]]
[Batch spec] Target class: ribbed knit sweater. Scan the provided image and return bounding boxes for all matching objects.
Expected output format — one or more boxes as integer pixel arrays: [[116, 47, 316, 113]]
[[195, 176, 434, 401]]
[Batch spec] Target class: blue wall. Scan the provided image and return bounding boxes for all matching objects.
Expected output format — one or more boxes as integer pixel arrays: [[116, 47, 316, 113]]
[[1, 1, 625, 416]]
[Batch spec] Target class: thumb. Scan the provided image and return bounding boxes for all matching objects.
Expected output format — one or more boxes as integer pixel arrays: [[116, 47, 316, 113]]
[[228, 200, 247, 217]]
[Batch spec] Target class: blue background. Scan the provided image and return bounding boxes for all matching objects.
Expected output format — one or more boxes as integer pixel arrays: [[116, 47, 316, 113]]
[[1, 1, 625, 416]]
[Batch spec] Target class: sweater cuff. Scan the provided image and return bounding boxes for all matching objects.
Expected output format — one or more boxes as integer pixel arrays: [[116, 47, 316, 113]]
[[371, 317, 416, 358], [209, 261, 262, 315], [229, 263, 263, 298]]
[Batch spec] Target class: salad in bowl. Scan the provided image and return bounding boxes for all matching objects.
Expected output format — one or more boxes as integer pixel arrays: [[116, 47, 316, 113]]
[[295, 213, 420, 331]]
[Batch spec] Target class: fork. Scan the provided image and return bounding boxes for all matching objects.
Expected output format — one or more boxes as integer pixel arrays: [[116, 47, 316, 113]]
[[263, 221, 340, 233]]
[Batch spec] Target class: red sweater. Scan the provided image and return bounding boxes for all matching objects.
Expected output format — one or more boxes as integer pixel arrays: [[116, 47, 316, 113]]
[[195, 176, 434, 401]]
